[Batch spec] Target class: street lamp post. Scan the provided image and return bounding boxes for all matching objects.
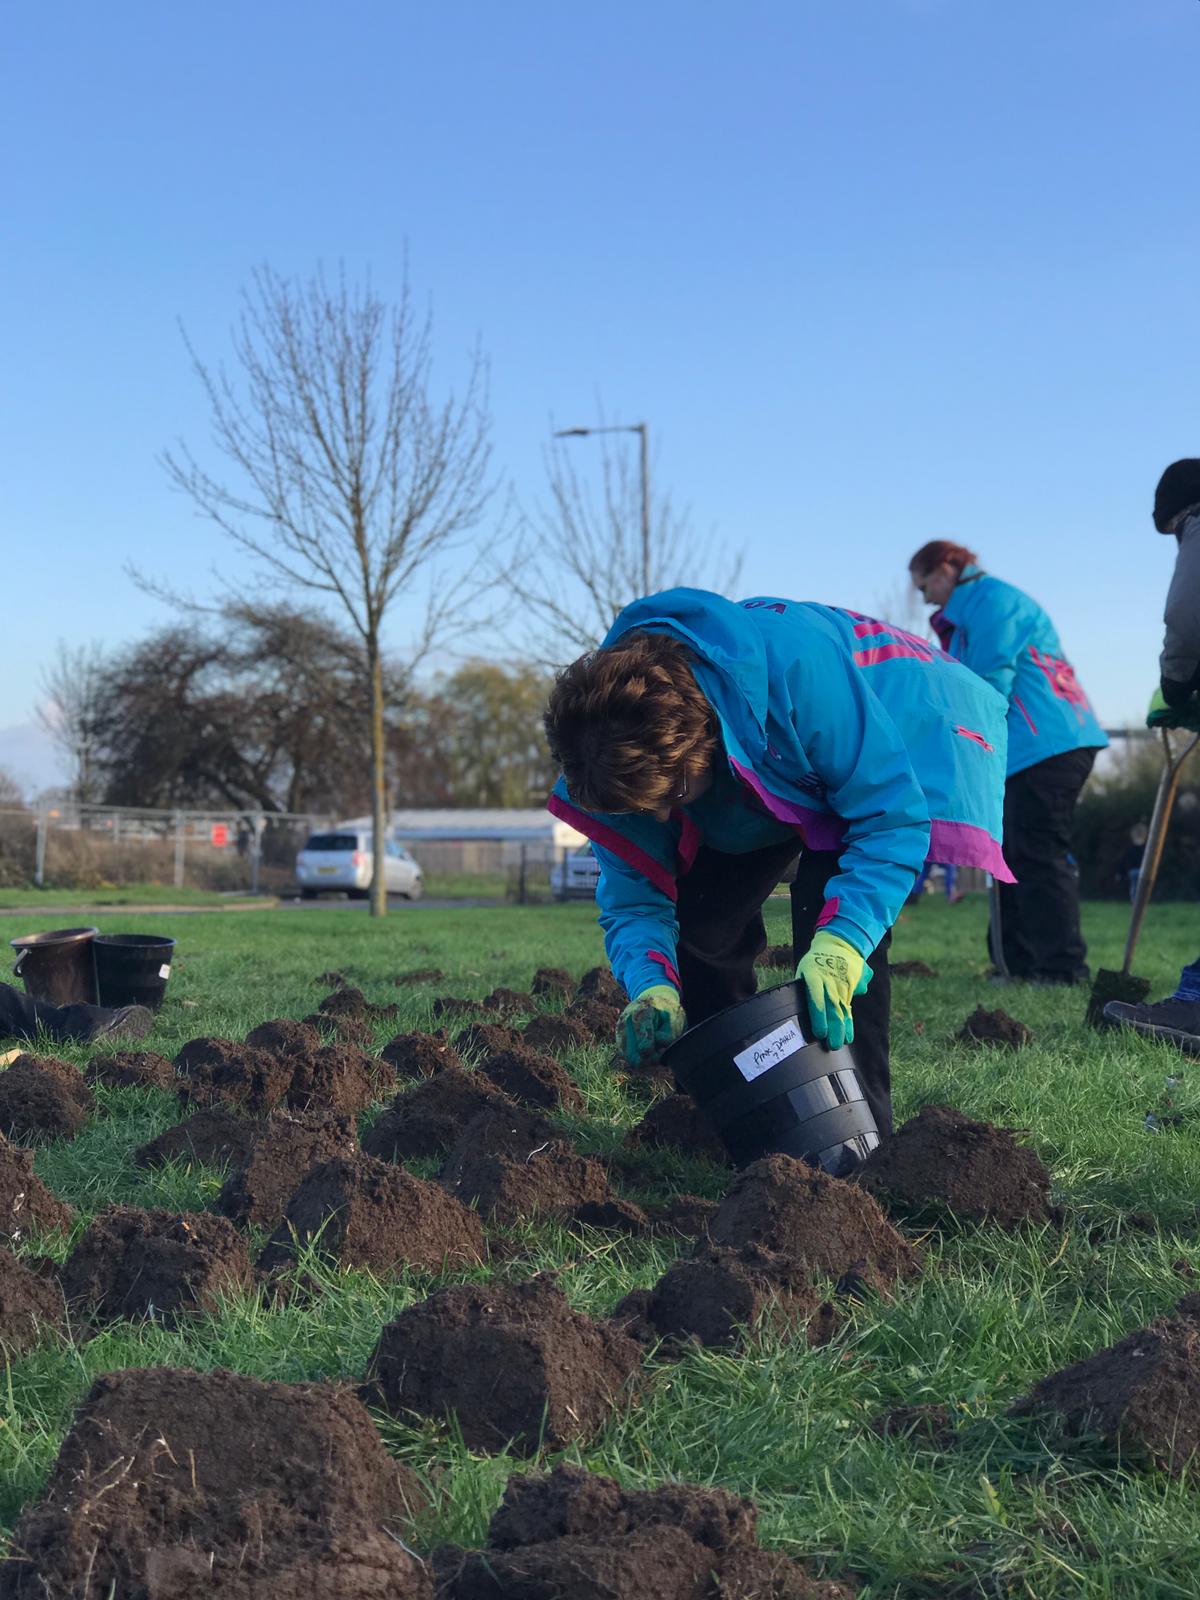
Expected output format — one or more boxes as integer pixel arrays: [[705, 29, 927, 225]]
[[553, 422, 650, 594]]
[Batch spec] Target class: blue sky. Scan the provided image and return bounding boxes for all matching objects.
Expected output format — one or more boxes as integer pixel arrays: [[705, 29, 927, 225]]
[[3, 0, 1196, 793]]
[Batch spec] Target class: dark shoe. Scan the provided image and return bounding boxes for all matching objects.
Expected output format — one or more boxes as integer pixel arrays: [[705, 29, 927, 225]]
[[87, 1006, 154, 1045], [1029, 968, 1090, 988], [1102, 996, 1200, 1055]]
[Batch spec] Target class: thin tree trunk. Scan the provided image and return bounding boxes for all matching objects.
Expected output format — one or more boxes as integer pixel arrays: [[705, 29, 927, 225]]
[[368, 633, 388, 919]]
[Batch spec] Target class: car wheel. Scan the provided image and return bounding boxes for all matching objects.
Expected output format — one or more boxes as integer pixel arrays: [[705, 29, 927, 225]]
[[300, 888, 318, 901], [349, 887, 370, 900], [404, 879, 424, 901]]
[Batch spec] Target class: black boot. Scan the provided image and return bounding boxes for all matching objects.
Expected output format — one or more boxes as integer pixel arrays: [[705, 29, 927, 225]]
[[1102, 995, 1200, 1056], [0, 982, 153, 1047]]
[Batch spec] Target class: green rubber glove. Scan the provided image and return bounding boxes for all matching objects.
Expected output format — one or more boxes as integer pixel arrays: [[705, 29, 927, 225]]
[[617, 985, 685, 1065], [1147, 687, 1200, 732], [795, 931, 872, 1049]]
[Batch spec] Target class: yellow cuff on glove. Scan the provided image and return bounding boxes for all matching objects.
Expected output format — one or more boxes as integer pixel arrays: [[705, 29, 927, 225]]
[[795, 932, 871, 1049]]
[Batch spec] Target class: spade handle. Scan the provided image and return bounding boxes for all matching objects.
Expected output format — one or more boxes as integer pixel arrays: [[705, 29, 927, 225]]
[[1122, 727, 1200, 974]]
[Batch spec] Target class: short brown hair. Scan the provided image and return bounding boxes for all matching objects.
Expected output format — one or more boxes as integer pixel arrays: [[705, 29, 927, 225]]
[[545, 632, 718, 814], [909, 539, 978, 576]]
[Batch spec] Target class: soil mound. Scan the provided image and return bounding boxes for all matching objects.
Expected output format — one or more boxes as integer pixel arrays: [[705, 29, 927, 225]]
[[0, 1246, 65, 1351], [626, 1092, 730, 1162], [383, 1029, 462, 1081], [174, 1036, 293, 1115], [891, 960, 939, 979], [646, 1195, 719, 1239], [0, 1137, 73, 1243], [301, 1010, 375, 1049], [440, 1106, 611, 1225], [531, 966, 574, 999], [758, 943, 795, 968], [396, 966, 444, 985], [566, 996, 623, 1044], [285, 1044, 380, 1115], [60, 1205, 251, 1324], [85, 1049, 175, 1091], [455, 1020, 523, 1061], [433, 995, 485, 1020], [134, 1107, 265, 1171], [871, 1402, 957, 1450], [1012, 1297, 1200, 1476], [577, 967, 626, 1006], [363, 1067, 515, 1161], [244, 1017, 325, 1058], [365, 1275, 640, 1454], [523, 1013, 592, 1055], [216, 1114, 357, 1229], [613, 1243, 835, 1351], [956, 1006, 1033, 1049], [0, 1054, 94, 1142], [483, 987, 536, 1017], [316, 967, 352, 987], [319, 986, 400, 1023], [480, 1045, 584, 1113], [436, 1462, 852, 1600], [259, 1153, 485, 1275], [709, 1155, 919, 1294], [0, 1365, 430, 1599], [858, 1104, 1052, 1228]]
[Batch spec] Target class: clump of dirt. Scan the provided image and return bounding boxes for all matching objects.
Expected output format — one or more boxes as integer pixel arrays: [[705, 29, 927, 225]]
[[0, 1136, 74, 1244], [757, 942, 795, 967], [301, 1010, 376, 1050], [480, 1045, 585, 1113], [365, 1275, 640, 1454], [956, 1006, 1033, 1049], [258, 1153, 485, 1275], [1012, 1296, 1200, 1476], [0, 1246, 65, 1351], [216, 1114, 357, 1229], [858, 1104, 1052, 1228], [566, 997, 622, 1044], [382, 1029, 462, 1081], [891, 960, 939, 979], [244, 1017, 325, 1058], [523, 1013, 592, 1055], [871, 1402, 958, 1450], [440, 1106, 612, 1225], [455, 1020, 523, 1061], [0, 1054, 94, 1142], [84, 1049, 175, 1091], [709, 1154, 919, 1294], [435, 1461, 854, 1599], [645, 1195, 718, 1239], [60, 1205, 252, 1324], [174, 1036, 293, 1115], [135, 1107, 265, 1171], [626, 1092, 730, 1163], [318, 985, 400, 1024], [531, 965, 574, 999], [613, 1243, 836, 1351], [285, 1044, 380, 1116], [577, 967, 626, 1006], [484, 987, 536, 1017], [316, 967, 352, 987], [1, 1365, 429, 1599], [363, 1067, 515, 1161], [395, 966, 444, 985], [574, 1196, 652, 1235], [433, 995, 485, 1021]]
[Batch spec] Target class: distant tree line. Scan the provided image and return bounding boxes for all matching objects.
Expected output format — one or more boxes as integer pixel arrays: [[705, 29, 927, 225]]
[[38, 608, 557, 818]]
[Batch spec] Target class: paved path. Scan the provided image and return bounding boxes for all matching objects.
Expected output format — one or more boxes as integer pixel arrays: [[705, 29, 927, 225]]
[[0, 895, 508, 918]]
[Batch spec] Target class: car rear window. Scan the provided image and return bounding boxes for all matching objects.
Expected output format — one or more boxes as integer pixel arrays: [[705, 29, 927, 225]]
[[304, 833, 359, 852]]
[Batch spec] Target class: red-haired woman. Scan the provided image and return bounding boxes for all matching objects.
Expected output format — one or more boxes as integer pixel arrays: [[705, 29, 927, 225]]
[[909, 541, 1107, 984]]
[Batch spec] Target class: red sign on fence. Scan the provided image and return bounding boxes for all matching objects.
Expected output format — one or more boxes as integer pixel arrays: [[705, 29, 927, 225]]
[[210, 823, 229, 848]]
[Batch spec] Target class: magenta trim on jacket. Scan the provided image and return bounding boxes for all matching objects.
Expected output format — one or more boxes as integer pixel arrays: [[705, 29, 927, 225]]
[[648, 949, 682, 989], [728, 759, 848, 851], [928, 819, 1015, 882], [547, 793, 680, 901], [673, 810, 702, 874]]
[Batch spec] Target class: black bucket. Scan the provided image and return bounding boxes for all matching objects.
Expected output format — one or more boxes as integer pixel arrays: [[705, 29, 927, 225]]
[[93, 934, 177, 1012], [664, 979, 880, 1177], [10, 927, 99, 1006]]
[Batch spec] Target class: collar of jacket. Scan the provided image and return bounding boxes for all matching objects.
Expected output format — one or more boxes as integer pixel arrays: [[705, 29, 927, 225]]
[[955, 563, 986, 586]]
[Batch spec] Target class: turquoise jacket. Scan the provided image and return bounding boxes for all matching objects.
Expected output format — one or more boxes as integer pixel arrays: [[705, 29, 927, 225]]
[[548, 589, 1011, 1002], [930, 566, 1107, 776]]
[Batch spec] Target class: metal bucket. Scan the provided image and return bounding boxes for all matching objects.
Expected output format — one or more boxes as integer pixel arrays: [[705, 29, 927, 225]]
[[10, 927, 100, 1006]]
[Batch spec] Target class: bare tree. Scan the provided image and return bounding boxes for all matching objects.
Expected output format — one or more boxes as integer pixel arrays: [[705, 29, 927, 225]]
[[158, 264, 493, 914], [503, 422, 741, 663], [873, 576, 929, 638], [37, 642, 107, 804]]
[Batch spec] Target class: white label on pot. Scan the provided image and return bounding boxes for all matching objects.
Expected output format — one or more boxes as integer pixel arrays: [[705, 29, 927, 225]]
[[733, 1016, 805, 1082], [158, 964, 172, 979]]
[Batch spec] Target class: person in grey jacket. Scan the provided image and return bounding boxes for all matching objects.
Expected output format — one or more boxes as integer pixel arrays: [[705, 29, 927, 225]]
[[1104, 459, 1200, 1050]]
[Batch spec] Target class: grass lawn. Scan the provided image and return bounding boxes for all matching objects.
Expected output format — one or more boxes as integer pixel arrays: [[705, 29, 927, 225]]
[[2, 895, 1200, 1596]]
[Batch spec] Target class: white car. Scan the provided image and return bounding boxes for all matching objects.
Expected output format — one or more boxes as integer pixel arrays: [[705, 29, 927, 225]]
[[550, 843, 600, 901], [295, 830, 424, 900]]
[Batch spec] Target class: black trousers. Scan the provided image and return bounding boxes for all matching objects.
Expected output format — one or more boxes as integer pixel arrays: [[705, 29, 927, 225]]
[[674, 841, 893, 1134], [991, 747, 1096, 982], [0, 981, 116, 1045]]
